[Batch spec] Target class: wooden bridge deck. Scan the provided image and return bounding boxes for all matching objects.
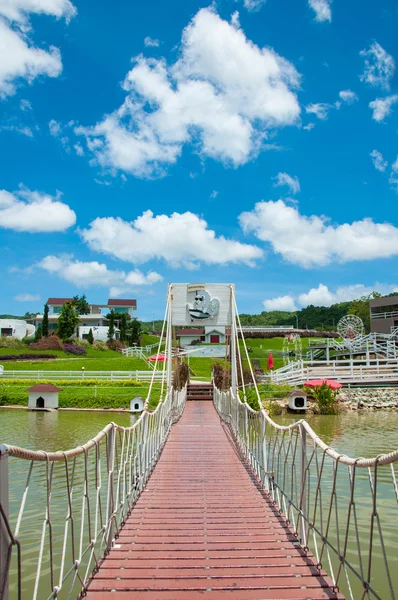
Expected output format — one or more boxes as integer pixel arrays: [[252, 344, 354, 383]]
[[86, 402, 343, 600]]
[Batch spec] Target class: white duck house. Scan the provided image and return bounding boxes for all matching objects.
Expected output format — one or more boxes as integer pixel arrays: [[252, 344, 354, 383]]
[[27, 384, 62, 409], [130, 397, 144, 413], [288, 389, 308, 412]]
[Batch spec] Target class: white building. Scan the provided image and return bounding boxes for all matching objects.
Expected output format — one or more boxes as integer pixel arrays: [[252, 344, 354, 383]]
[[176, 326, 227, 347], [28, 384, 61, 409], [34, 297, 137, 340], [0, 319, 35, 340]]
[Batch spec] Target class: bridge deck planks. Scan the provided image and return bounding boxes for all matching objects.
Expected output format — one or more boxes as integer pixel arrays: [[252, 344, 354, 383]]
[[86, 401, 344, 600]]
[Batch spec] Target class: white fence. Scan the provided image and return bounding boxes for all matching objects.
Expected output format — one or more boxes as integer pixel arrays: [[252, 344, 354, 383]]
[[268, 358, 398, 385], [0, 370, 165, 381]]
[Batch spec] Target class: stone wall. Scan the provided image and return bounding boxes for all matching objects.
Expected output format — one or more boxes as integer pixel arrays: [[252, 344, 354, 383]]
[[339, 387, 398, 410]]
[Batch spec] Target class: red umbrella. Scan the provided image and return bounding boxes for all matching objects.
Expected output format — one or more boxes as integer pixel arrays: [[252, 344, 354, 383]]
[[304, 379, 342, 390], [267, 353, 274, 370], [148, 354, 168, 362]]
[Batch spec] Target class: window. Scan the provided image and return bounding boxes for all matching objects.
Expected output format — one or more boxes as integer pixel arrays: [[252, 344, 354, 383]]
[[52, 306, 62, 314], [113, 307, 128, 314], [82, 334, 89, 340]]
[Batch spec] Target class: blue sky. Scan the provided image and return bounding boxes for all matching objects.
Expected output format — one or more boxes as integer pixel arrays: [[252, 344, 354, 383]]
[[1, 0, 398, 320]]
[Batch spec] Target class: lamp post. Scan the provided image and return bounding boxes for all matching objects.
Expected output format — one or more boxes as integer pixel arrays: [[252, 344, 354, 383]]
[[296, 313, 299, 329], [82, 366, 85, 380]]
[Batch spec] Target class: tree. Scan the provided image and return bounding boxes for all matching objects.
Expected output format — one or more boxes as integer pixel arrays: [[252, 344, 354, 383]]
[[107, 310, 115, 341], [42, 303, 49, 337], [57, 301, 81, 341], [119, 313, 129, 342], [349, 292, 381, 333], [127, 319, 141, 345], [34, 324, 43, 341], [87, 328, 94, 345], [72, 294, 90, 315]]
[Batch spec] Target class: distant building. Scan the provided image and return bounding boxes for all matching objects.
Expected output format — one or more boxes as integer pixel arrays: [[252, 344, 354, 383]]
[[369, 295, 398, 334], [0, 319, 35, 340], [176, 326, 226, 347], [34, 297, 137, 341]]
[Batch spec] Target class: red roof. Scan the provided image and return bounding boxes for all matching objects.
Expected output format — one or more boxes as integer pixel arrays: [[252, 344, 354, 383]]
[[27, 384, 62, 392], [176, 328, 205, 336], [107, 299, 137, 307], [47, 298, 73, 305]]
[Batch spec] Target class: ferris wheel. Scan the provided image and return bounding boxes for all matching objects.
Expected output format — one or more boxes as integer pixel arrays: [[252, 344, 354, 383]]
[[282, 333, 303, 366], [337, 315, 365, 339]]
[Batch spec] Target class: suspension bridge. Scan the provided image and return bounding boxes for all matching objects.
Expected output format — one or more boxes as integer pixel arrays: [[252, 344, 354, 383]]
[[1, 284, 397, 600]]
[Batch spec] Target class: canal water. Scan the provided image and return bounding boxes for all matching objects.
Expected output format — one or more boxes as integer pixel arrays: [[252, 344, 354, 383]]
[[1, 408, 398, 599]]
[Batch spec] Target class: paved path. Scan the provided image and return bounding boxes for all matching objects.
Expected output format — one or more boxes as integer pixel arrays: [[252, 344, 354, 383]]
[[86, 402, 343, 599]]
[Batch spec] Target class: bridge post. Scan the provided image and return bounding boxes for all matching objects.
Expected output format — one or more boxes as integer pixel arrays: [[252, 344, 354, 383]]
[[106, 427, 115, 552], [260, 419, 269, 492], [299, 425, 307, 546], [0, 445, 9, 600]]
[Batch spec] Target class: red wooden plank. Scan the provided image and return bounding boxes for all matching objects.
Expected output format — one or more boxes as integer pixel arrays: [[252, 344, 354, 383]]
[[86, 402, 343, 599]]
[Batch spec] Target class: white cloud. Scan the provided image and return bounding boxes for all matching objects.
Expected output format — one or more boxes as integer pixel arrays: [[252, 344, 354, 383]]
[[14, 293, 40, 301], [263, 295, 297, 312], [370, 150, 388, 172], [80, 210, 263, 268], [19, 98, 32, 110], [339, 89, 358, 104], [144, 36, 160, 47], [0, 124, 34, 136], [0, 0, 75, 98], [389, 156, 398, 192], [303, 122, 315, 131], [305, 103, 333, 120], [369, 95, 398, 122], [37, 254, 163, 289], [94, 178, 111, 186], [74, 142, 84, 156], [239, 199, 398, 267], [243, 0, 266, 11], [273, 172, 300, 195], [360, 42, 395, 90], [0, 188, 76, 232], [75, 7, 300, 178], [49, 119, 61, 136], [210, 190, 218, 199], [308, 0, 332, 23], [298, 283, 398, 307]]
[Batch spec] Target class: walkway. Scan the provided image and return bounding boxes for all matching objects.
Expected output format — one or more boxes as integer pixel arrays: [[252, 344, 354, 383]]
[[86, 402, 343, 599]]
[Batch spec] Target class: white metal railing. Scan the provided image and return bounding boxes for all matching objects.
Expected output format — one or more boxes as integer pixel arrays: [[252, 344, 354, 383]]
[[121, 342, 162, 356], [268, 358, 398, 385], [0, 370, 164, 381], [213, 386, 398, 600], [371, 310, 398, 320], [0, 385, 187, 600]]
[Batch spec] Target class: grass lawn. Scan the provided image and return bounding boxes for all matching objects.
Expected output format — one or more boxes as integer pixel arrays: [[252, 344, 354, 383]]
[[240, 337, 310, 371], [141, 334, 161, 346], [0, 380, 162, 409]]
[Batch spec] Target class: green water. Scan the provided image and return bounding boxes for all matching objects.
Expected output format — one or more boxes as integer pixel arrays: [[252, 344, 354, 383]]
[[1, 409, 398, 599]]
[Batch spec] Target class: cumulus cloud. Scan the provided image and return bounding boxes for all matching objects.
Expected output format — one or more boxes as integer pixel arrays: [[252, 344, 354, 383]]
[[273, 172, 300, 195], [339, 90, 358, 104], [144, 36, 160, 47], [369, 95, 398, 122], [0, 124, 34, 136], [75, 7, 300, 178], [305, 103, 333, 120], [37, 255, 163, 288], [14, 293, 40, 301], [239, 199, 398, 267], [308, 0, 332, 23], [360, 42, 395, 90], [0, 187, 76, 232], [80, 210, 263, 268], [263, 295, 297, 312], [243, 0, 267, 11], [0, 0, 75, 98], [370, 150, 388, 172], [264, 282, 398, 311], [389, 156, 398, 193], [19, 98, 32, 111]]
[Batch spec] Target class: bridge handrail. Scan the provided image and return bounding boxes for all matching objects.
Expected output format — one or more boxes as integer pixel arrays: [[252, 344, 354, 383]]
[[0, 385, 187, 600], [213, 385, 398, 599]]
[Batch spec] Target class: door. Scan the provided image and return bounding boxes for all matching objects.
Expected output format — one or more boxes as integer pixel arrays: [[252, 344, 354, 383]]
[[210, 335, 219, 344], [36, 397, 45, 408]]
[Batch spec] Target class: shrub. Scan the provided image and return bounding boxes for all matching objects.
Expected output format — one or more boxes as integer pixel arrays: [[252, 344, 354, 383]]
[[87, 329, 94, 345], [309, 382, 340, 415], [213, 362, 231, 390], [0, 353, 55, 361], [73, 338, 90, 347], [31, 335, 63, 351], [173, 358, 189, 390], [21, 336, 35, 346], [0, 337, 26, 349], [93, 340, 108, 351], [63, 343, 87, 356], [107, 339, 125, 351]]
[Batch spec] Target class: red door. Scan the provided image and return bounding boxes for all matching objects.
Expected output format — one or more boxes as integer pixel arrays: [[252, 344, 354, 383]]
[[210, 335, 220, 344]]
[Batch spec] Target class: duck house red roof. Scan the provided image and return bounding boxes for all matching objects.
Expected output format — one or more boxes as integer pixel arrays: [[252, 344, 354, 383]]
[[27, 384, 62, 393]]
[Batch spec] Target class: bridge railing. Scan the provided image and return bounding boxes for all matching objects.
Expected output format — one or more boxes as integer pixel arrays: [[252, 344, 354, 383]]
[[0, 385, 187, 600], [214, 386, 398, 600]]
